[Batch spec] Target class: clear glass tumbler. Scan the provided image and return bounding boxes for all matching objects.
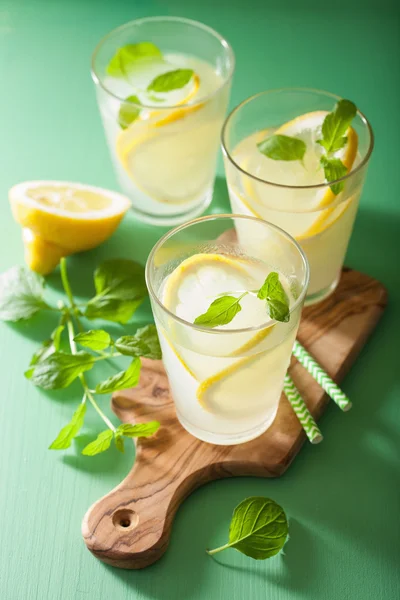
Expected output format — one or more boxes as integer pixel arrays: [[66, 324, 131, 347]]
[[222, 88, 374, 304], [146, 214, 309, 445], [92, 17, 234, 226]]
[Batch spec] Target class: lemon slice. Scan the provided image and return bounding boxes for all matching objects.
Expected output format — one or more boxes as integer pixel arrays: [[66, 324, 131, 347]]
[[160, 253, 277, 404], [116, 74, 216, 205], [234, 111, 358, 239], [9, 181, 131, 274], [162, 253, 249, 312]]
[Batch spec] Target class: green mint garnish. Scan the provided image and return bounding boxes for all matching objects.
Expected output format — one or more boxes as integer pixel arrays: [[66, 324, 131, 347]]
[[147, 68, 194, 93], [257, 134, 306, 162], [95, 357, 141, 395], [194, 294, 244, 328], [319, 155, 348, 195], [49, 403, 87, 450], [0, 266, 50, 321], [317, 99, 357, 154], [81, 430, 114, 456], [193, 272, 290, 328], [107, 42, 162, 77], [115, 324, 162, 360], [25, 351, 96, 390], [74, 329, 111, 351], [0, 256, 161, 458], [257, 272, 290, 323], [317, 98, 357, 195], [207, 496, 289, 559], [84, 258, 147, 324], [118, 95, 141, 130]]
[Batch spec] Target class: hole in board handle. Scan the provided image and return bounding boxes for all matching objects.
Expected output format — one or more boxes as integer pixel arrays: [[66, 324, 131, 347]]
[[112, 509, 139, 531]]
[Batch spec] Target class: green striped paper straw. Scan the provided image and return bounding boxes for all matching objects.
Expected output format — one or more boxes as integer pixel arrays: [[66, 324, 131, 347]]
[[293, 341, 352, 412], [283, 374, 323, 444]]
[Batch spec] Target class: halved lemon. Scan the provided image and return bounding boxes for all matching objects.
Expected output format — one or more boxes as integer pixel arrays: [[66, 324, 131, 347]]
[[9, 181, 131, 274]]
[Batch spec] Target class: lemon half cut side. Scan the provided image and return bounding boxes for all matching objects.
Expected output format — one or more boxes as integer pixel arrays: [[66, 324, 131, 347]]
[[9, 181, 131, 274]]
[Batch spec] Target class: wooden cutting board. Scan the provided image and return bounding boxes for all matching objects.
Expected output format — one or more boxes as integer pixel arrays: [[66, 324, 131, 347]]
[[82, 268, 387, 569]]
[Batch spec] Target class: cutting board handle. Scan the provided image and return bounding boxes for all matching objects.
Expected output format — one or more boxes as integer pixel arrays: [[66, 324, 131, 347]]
[[82, 452, 184, 569]]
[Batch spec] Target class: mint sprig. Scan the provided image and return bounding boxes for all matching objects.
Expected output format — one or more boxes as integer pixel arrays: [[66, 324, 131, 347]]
[[207, 496, 289, 559], [257, 134, 306, 162], [317, 99, 357, 195], [193, 272, 290, 328], [317, 99, 357, 154], [0, 257, 161, 457]]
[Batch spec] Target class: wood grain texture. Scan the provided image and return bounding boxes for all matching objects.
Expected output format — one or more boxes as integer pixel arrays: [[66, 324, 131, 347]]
[[82, 268, 387, 569]]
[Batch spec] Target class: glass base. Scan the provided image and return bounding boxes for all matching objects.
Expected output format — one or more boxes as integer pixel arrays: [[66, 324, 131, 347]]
[[304, 273, 341, 306], [127, 189, 213, 226], [176, 409, 278, 446]]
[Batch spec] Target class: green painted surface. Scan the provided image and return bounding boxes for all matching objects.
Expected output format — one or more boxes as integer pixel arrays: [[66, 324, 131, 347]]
[[0, 1, 399, 598]]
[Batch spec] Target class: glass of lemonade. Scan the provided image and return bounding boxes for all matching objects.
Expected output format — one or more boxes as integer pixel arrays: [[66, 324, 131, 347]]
[[92, 17, 234, 226], [146, 215, 309, 445], [222, 89, 374, 304]]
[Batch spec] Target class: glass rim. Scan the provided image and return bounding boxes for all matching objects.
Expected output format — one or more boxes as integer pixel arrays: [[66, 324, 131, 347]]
[[91, 15, 235, 110], [221, 87, 375, 193], [145, 213, 310, 334]]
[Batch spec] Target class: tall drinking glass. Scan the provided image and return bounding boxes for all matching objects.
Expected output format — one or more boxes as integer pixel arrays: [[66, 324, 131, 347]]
[[92, 17, 234, 226], [222, 89, 373, 304], [146, 215, 309, 445]]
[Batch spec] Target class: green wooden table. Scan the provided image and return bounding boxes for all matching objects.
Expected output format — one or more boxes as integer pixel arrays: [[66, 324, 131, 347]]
[[1, 1, 399, 598]]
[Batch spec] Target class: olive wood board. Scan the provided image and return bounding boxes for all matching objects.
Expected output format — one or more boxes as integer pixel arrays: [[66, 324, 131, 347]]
[[82, 267, 387, 569]]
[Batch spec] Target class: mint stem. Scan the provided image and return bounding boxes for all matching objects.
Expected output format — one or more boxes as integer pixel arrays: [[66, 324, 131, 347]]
[[206, 543, 231, 556], [66, 318, 116, 432], [60, 257, 84, 331]]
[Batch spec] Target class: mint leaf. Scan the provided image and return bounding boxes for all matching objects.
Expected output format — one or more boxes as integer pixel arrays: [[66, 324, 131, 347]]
[[194, 295, 244, 328], [107, 42, 162, 77], [51, 325, 64, 350], [26, 351, 95, 389], [74, 329, 111, 351], [95, 357, 141, 394], [92, 258, 146, 300], [258, 272, 290, 323], [317, 99, 357, 154], [30, 339, 54, 366], [29, 325, 65, 367], [85, 259, 147, 324], [114, 434, 125, 453], [207, 497, 288, 559], [257, 135, 306, 162], [85, 298, 144, 324], [320, 155, 347, 195], [147, 69, 193, 93], [115, 324, 161, 360], [49, 402, 86, 450], [116, 421, 160, 438], [118, 95, 141, 130], [0, 266, 49, 321], [82, 429, 114, 456]]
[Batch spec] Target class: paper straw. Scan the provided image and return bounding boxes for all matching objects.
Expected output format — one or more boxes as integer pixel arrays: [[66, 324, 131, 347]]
[[283, 374, 323, 444], [293, 341, 352, 412]]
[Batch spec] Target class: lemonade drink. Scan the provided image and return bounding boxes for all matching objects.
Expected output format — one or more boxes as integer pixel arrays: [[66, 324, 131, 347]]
[[92, 17, 234, 225], [146, 215, 309, 445], [222, 89, 373, 304]]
